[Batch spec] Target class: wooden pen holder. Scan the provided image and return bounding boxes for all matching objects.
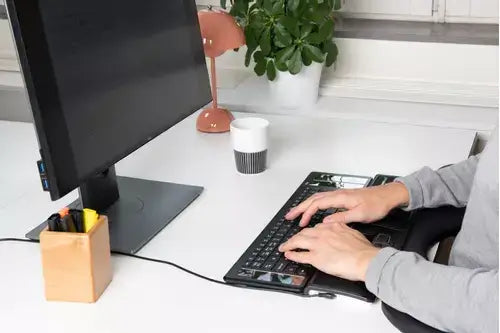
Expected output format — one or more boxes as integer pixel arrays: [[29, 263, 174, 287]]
[[40, 215, 112, 303]]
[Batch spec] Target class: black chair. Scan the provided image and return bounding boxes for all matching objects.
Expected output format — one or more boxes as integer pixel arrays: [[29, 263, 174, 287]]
[[381, 206, 466, 333]]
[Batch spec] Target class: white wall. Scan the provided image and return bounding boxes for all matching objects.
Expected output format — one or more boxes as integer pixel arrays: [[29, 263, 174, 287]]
[[342, 0, 433, 17], [446, 0, 499, 22], [196, 0, 498, 23]]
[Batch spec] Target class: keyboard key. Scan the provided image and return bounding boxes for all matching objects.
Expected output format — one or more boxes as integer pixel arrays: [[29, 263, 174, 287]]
[[274, 260, 288, 272], [260, 251, 271, 257], [263, 263, 275, 270], [267, 256, 279, 264], [252, 262, 263, 268], [264, 245, 274, 252], [285, 264, 298, 274], [268, 240, 279, 246]]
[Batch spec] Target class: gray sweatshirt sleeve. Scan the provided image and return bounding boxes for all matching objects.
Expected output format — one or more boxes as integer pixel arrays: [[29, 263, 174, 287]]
[[396, 155, 480, 210], [366, 248, 499, 333]]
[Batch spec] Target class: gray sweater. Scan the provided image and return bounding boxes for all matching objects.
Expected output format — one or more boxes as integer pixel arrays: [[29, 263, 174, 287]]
[[365, 128, 499, 333]]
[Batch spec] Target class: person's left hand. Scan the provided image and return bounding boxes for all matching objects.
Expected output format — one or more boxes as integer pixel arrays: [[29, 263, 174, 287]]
[[278, 223, 380, 282]]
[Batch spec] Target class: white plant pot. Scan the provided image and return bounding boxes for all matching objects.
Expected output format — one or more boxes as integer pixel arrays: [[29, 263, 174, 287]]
[[269, 61, 323, 109]]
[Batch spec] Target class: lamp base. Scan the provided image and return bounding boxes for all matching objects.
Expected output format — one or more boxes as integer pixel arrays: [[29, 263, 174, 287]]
[[196, 107, 234, 133]]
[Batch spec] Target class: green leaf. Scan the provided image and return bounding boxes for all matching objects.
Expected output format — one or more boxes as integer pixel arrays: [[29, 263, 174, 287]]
[[304, 32, 323, 44], [245, 26, 258, 50], [287, 0, 301, 14], [287, 48, 302, 74], [253, 50, 265, 63], [278, 17, 300, 38], [266, 60, 277, 81], [271, 0, 285, 15], [300, 23, 313, 38], [263, 0, 273, 15], [245, 47, 253, 67], [324, 40, 338, 66], [275, 60, 288, 71], [254, 59, 267, 76], [259, 28, 271, 56], [275, 45, 295, 64], [274, 24, 292, 47], [301, 48, 313, 66], [229, 0, 249, 18], [319, 19, 334, 40], [334, 0, 342, 10], [304, 2, 331, 23], [303, 44, 324, 63]]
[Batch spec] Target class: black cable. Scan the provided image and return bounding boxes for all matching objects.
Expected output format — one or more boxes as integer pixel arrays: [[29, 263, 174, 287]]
[[0, 238, 38, 243], [0, 237, 334, 299], [111, 250, 228, 286]]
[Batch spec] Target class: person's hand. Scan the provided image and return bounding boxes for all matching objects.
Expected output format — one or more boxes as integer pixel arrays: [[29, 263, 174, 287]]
[[285, 182, 409, 227], [279, 223, 380, 281]]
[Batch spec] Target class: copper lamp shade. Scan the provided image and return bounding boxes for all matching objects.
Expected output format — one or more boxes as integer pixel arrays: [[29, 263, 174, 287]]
[[197, 9, 245, 133]]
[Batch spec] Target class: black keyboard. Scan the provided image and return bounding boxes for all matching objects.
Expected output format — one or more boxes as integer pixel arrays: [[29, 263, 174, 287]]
[[224, 172, 374, 292]]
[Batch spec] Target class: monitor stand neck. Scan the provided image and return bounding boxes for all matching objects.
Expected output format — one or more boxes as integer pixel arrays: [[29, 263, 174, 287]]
[[79, 166, 120, 212]]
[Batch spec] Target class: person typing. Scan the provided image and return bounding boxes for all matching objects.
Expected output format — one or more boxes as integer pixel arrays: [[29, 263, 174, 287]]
[[280, 129, 498, 333]]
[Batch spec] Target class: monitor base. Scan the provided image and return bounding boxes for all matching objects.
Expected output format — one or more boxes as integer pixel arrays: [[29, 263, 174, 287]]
[[26, 176, 203, 254]]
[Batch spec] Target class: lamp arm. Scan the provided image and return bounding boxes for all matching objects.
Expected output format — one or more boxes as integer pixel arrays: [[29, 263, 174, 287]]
[[210, 57, 218, 109]]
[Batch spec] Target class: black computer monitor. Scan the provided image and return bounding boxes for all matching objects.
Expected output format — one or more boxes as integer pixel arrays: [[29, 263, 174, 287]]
[[6, 0, 211, 253]]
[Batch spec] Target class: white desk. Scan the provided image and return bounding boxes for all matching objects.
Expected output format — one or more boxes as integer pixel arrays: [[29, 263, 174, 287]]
[[0, 112, 476, 333]]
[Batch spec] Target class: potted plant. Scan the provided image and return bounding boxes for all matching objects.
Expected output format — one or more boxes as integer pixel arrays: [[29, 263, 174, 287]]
[[221, 0, 341, 109]]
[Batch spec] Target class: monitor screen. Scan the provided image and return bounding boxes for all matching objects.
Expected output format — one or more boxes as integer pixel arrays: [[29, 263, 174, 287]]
[[7, 0, 211, 199]]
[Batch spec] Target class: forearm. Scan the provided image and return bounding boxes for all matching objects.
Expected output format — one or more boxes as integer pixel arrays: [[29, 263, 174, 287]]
[[365, 248, 498, 333], [396, 155, 480, 210]]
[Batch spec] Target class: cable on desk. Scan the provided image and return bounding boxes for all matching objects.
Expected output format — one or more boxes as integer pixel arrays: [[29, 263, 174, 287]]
[[0, 237, 334, 299], [0, 238, 38, 244]]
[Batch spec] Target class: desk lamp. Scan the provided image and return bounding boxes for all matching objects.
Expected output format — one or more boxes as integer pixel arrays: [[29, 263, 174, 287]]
[[197, 9, 245, 133]]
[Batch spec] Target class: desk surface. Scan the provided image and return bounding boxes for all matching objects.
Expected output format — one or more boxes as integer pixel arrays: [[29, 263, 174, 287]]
[[0, 112, 476, 333]]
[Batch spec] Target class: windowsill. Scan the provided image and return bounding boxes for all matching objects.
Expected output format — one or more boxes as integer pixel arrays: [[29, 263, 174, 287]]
[[335, 18, 499, 45], [216, 74, 498, 133]]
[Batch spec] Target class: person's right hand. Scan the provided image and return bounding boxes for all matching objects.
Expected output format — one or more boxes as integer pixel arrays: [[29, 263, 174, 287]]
[[285, 182, 410, 227]]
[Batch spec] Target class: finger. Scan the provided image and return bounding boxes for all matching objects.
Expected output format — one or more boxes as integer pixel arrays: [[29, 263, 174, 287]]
[[296, 227, 321, 237], [279, 234, 315, 252], [284, 250, 314, 264], [299, 195, 346, 226], [285, 192, 328, 220], [323, 209, 362, 224]]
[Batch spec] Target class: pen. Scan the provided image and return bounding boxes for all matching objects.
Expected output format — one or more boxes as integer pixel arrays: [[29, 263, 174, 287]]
[[59, 214, 76, 232], [69, 209, 84, 233], [47, 213, 61, 232], [58, 207, 70, 217]]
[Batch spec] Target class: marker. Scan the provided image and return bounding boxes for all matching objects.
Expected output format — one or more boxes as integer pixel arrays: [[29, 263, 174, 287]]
[[47, 213, 61, 232], [58, 207, 70, 217], [59, 214, 76, 232], [83, 208, 99, 232], [69, 209, 84, 233]]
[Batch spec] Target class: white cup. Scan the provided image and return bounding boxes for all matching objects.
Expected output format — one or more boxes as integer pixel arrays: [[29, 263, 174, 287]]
[[230, 117, 269, 174]]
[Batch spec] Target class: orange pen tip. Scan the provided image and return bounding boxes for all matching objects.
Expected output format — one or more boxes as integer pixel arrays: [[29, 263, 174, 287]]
[[58, 207, 69, 217]]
